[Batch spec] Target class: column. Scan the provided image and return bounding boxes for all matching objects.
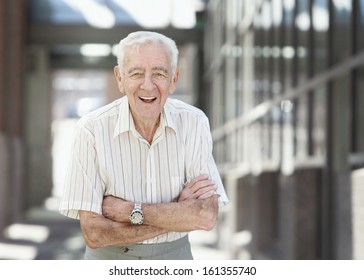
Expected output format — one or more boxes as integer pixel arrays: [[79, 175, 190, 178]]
[[24, 46, 53, 207]]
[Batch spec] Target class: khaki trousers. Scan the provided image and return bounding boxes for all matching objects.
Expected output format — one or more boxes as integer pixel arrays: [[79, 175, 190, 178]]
[[84, 235, 193, 260]]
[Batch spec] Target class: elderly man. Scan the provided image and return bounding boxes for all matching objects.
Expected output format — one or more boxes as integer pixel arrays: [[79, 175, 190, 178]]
[[59, 31, 228, 260]]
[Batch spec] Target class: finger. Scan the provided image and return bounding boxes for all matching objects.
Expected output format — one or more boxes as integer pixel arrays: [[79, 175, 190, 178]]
[[186, 174, 209, 188], [193, 184, 216, 198], [184, 184, 216, 200], [178, 186, 194, 201], [190, 179, 215, 193], [179, 176, 214, 201], [197, 190, 217, 200]]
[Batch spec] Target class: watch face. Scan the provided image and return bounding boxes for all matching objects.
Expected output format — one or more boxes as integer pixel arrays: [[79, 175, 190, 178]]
[[130, 211, 144, 225]]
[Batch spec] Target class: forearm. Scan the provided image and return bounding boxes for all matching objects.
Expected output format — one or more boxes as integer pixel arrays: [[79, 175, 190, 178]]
[[79, 210, 167, 248], [104, 195, 219, 232], [144, 196, 218, 232], [102, 175, 219, 233]]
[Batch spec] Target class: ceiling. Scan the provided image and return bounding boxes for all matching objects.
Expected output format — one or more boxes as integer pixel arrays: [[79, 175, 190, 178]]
[[28, 0, 206, 69]]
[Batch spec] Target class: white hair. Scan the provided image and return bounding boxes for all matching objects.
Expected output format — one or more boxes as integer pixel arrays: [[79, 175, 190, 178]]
[[116, 31, 179, 73]]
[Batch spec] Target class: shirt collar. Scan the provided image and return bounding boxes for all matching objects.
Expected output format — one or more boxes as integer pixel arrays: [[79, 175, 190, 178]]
[[113, 96, 177, 138], [162, 99, 177, 133]]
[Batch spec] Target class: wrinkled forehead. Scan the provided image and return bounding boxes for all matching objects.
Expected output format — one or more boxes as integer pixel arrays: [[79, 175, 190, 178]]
[[126, 41, 170, 56], [123, 43, 172, 68]]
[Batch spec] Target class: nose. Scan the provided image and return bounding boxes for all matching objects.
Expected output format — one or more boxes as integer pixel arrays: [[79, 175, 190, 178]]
[[140, 74, 156, 91]]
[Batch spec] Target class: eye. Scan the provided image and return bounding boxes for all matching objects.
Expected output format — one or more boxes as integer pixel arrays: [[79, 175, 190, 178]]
[[129, 72, 143, 80], [153, 72, 167, 79]]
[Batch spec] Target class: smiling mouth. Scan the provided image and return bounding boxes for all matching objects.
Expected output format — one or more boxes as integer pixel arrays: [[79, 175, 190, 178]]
[[139, 96, 157, 103]]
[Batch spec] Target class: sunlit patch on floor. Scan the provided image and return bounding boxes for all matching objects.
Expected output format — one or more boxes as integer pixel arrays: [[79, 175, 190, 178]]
[[0, 243, 38, 260], [3, 223, 50, 243]]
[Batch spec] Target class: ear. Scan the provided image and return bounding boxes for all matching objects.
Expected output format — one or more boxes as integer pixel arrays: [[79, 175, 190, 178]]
[[114, 66, 125, 93], [169, 68, 180, 94]]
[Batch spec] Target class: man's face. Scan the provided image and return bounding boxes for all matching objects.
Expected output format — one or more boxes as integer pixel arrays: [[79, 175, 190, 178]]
[[114, 43, 179, 124]]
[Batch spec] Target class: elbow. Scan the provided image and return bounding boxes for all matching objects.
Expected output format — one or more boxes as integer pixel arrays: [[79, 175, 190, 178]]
[[84, 240, 99, 249], [87, 241, 102, 249], [81, 227, 103, 249], [84, 236, 102, 249], [79, 212, 104, 249]]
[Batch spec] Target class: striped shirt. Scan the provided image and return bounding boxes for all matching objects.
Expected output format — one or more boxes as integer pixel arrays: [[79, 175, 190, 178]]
[[59, 96, 228, 244]]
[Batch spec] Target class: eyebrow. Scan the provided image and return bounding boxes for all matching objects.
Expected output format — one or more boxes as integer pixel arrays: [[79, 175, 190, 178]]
[[127, 67, 143, 74], [127, 66, 169, 75], [153, 66, 169, 74]]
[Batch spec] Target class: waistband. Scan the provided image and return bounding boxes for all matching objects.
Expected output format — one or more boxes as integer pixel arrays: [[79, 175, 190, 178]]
[[86, 235, 190, 259]]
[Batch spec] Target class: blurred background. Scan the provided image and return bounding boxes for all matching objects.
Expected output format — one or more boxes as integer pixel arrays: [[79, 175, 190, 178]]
[[0, 0, 363, 260]]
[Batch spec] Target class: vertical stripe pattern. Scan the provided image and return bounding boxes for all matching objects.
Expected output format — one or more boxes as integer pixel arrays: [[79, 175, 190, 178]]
[[59, 96, 228, 244]]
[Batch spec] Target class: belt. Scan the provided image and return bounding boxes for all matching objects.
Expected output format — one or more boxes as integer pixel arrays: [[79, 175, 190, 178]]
[[118, 235, 189, 257], [86, 235, 190, 259]]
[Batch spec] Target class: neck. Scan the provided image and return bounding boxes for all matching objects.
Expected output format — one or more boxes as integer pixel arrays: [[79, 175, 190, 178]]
[[134, 115, 161, 144]]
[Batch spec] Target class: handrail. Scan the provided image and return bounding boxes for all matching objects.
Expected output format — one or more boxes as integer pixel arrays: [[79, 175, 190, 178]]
[[211, 50, 364, 142]]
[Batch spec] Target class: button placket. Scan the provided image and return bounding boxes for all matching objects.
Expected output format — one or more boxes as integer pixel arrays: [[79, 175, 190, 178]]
[[146, 147, 157, 202]]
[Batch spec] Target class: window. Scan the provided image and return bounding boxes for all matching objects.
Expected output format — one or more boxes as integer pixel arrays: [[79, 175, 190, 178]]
[[312, 0, 329, 74], [295, 0, 310, 84], [272, 0, 284, 98], [353, 68, 364, 153], [295, 95, 309, 159], [353, 1, 364, 154], [312, 87, 327, 157], [282, 0, 296, 91], [331, 0, 352, 65], [254, 7, 265, 105], [356, 0, 364, 52], [261, 0, 273, 101]]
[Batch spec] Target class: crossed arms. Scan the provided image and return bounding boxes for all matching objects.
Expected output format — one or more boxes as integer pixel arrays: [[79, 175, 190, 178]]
[[79, 175, 219, 249]]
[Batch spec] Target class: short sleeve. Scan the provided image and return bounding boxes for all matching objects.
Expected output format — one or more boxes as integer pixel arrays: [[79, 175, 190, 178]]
[[186, 116, 229, 207], [59, 121, 105, 219]]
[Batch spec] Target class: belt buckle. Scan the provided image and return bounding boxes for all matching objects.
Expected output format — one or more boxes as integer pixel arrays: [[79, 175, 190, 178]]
[[120, 246, 129, 253]]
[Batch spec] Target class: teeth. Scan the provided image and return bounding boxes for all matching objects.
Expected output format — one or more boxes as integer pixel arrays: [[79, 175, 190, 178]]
[[140, 97, 155, 100]]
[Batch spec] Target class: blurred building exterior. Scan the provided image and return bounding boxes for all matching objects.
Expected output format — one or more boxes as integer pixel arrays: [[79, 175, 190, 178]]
[[203, 0, 364, 260], [0, 0, 364, 260]]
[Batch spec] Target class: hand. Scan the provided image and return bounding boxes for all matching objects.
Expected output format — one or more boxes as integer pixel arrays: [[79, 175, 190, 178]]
[[102, 196, 133, 223], [178, 174, 217, 202]]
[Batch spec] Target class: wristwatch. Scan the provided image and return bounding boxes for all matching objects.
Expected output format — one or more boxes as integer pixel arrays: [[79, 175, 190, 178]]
[[129, 203, 144, 225]]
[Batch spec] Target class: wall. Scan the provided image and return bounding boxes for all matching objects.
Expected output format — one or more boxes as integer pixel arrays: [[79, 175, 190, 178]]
[[0, 0, 27, 231]]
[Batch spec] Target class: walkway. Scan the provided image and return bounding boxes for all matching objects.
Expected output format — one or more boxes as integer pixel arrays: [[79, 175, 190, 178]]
[[0, 201, 231, 260]]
